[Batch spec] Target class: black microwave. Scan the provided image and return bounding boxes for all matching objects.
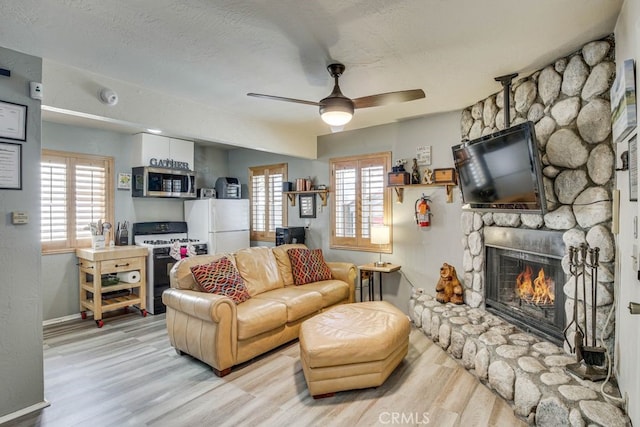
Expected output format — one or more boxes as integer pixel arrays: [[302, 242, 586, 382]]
[[132, 166, 196, 198]]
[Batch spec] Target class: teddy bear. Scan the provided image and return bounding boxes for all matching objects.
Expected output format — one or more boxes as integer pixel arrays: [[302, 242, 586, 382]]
[[435, 263, 464, 304]]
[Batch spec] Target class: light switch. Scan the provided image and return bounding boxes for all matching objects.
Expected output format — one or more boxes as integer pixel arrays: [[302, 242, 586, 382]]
[[11, 211, 28, 224]]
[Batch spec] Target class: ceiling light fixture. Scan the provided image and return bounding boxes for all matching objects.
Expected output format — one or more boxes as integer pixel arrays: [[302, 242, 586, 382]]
[[319, 96, 354, 127]]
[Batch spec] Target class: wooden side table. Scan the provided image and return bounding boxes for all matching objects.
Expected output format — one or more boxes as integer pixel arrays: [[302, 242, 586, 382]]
[[358, 263, 401, 302]]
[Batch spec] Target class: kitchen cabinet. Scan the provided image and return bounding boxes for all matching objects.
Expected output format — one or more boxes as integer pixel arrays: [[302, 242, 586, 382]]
[[132, 133, 195, 170], [76, 246, 148, 327]]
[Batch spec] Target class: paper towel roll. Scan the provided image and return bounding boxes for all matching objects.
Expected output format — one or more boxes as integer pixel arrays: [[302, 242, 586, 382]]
[[116, 270, 140, 284]]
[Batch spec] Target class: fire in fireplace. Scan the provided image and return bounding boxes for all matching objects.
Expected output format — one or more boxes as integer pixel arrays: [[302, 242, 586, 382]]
[[517, 265, 555, 305], [484, 227, 566, 345]]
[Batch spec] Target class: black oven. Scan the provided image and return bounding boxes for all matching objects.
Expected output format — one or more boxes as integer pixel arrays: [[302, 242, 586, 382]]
[[150, 243, 207, 314]]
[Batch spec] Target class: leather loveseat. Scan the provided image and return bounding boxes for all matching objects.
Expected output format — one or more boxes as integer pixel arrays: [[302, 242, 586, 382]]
[[162, 244, 356, 376]]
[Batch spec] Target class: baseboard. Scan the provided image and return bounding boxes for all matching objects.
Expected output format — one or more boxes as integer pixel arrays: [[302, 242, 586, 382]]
[[0, 400, 50, 424], [43, 313, 82, 327]]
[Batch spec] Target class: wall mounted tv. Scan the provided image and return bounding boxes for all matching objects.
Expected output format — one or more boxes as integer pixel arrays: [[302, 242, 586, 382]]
[[451, 121, 547, 214]]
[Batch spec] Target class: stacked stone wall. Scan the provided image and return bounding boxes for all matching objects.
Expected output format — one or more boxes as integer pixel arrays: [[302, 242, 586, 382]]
[[458, 36, 617, 355]]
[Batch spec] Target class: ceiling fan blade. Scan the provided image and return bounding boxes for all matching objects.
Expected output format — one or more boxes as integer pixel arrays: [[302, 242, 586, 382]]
[[247, 93, 320, 106], [352, 89, 425, 109]]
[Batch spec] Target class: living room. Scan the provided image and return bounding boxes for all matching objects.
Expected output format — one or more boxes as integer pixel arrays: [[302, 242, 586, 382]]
[[1, 1, 639, 426]]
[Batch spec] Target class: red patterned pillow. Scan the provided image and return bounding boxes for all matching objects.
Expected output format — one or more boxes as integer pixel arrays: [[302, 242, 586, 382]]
[[190, 257, 251, 304], [287, 248, 332, 285]]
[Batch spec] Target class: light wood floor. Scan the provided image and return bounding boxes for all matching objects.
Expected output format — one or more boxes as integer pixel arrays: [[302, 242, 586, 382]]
[[8, 312, 525, 427]]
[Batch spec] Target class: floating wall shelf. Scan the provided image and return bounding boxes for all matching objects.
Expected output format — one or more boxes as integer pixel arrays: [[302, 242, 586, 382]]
[[283, 189, 330, 207], [388, 182, 456, 203]]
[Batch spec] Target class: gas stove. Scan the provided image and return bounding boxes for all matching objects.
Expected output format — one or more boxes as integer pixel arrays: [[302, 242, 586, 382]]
[[132, 221, 208, 314], [137, 237, 205, 247]]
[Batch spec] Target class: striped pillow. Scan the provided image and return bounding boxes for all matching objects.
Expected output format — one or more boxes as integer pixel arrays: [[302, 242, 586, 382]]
[[287, 248, 332, 285], [190, 257, 250, 304]]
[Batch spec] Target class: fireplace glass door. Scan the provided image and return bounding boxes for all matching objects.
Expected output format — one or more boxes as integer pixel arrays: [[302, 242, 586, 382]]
[[485, 246, 565, 344]]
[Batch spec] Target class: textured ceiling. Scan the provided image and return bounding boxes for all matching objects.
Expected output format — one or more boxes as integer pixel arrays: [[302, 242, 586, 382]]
[[0, 0, 623, 139]]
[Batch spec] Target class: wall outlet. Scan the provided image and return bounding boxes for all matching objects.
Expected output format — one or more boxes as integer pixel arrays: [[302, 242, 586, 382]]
[[305, 220, 311, 229]]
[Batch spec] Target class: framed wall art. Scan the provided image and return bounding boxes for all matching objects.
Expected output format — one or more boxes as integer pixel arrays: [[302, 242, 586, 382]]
[[0, 142, 22, 189], [118, 172, 132, 190], [0, 100, 27, 141], [629, 136, 637, 201], [611, 59, 637, 144], [299, 194, 316, 218]]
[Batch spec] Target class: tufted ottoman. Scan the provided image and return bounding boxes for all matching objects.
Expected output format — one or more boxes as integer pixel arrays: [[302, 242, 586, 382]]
[[299, 301, 410, 398]]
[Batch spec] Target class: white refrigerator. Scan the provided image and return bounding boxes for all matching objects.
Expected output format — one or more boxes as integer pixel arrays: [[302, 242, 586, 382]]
[[184, 199, 250, 254]]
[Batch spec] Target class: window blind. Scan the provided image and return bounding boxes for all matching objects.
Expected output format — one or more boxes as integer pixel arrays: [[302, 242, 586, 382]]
[[249, 163, 287, 241], [330, 153, 391, 251], [41, 150, 113, 253]]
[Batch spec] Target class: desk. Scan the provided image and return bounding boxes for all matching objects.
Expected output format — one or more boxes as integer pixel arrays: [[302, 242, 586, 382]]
[[358, 263, 401, 302]]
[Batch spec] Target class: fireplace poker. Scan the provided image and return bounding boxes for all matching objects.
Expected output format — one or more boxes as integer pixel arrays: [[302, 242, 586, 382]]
[[582, 247, 606, 367], [580, 244, 589, 352], [563, 245, 584, 359]]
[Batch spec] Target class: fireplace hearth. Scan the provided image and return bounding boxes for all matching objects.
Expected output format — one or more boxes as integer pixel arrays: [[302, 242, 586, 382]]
[[484, 227, 566, 345]]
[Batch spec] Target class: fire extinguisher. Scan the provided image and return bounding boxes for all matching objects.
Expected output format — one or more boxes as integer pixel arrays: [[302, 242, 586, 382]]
[[415, 194, 431, 227]]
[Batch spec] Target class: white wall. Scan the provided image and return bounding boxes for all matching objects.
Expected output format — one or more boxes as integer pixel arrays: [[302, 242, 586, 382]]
[[0, 47, 45, 420], [614, 0, 640, 423], [228, 111, 465, 312]]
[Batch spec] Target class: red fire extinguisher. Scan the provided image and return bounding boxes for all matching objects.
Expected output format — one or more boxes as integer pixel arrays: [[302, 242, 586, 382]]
[[415, 194, 431, 227]]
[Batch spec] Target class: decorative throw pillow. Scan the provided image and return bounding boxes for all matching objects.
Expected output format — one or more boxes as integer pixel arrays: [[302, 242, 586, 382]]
[[190, 257, 251, 304], [287, 248, 332, 285]]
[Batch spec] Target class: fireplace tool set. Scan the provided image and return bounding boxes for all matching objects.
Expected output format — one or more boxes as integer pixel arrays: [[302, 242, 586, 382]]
[[564, 244, 607, 381]]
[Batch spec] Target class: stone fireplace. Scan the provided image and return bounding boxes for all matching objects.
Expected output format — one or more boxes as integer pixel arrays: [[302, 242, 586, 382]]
[[409, 36, 627, 425], [457, 35, 617, 356], [484, 226, 566, 345]]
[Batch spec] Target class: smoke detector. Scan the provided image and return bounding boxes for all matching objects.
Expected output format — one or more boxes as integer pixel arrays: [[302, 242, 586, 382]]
[[99, 88, 118, 106]]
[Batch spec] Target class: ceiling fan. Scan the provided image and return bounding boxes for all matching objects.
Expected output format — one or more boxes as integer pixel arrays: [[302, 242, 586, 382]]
[[247, 63, 425, 127]]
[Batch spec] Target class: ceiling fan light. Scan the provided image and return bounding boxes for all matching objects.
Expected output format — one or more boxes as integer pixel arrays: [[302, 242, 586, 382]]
[[320, 97, 354, 126], [321, 110, 353, 126]]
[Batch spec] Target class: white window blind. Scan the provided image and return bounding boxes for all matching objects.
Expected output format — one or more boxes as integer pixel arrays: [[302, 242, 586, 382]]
[[330, 153, 391, 251], [41, 150, 114, 253], [249, 163, 287, 242]]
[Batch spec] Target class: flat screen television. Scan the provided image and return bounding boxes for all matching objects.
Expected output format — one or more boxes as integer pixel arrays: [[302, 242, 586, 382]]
[[451, 121, 547, 213]]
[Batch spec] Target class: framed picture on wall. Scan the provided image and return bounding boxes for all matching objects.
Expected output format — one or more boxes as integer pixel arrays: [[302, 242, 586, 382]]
[[118, 173, 132, 190], [0, 100, 27, 141], [299, 194, 316, 218], [629, 135, 637, 201], [0, 141, 22, 189]]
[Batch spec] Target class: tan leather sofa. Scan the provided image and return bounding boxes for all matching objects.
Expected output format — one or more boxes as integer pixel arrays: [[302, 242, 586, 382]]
[[163, 244, 356, 376]]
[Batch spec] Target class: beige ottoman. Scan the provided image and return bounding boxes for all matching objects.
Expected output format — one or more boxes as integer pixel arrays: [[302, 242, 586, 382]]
[[299, 301, 410, 398]]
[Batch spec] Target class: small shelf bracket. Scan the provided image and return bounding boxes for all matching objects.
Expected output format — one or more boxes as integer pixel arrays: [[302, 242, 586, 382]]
[[388, 183, 456, 204], [284, 190, 329, 207]]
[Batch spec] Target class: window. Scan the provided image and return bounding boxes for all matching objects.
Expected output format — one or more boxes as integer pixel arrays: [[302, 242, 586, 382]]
[[41, 150, 114, 254], [330, 152, 392, 251], [249, 163, 287, 242]]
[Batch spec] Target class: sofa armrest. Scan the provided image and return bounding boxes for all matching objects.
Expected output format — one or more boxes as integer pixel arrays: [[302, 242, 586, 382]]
[[326, 262, 357, 303], [163, 288, 237, 323], [162, 288, 238, 371]]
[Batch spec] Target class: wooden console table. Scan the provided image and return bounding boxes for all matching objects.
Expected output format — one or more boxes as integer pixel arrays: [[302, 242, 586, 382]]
[[76, 246, 148, 327], [358, 263, 401, 302]]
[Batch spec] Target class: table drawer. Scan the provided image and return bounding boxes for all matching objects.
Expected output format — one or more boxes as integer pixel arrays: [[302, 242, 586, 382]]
[[101, 257, 144, 273]]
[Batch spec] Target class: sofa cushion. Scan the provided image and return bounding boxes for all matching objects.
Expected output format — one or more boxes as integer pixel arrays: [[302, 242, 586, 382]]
[[190, 257, 251, 304], [287, 248, 332, 285], [254, 288, 324, 322], [170, 253, 231, 290], [236, 298, 288, 340], [272, 243, 308, 286], [294, 280, 350, 307], [235, 247, 284, 296]]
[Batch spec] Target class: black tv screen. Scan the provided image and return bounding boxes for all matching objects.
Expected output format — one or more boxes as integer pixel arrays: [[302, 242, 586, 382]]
[[451, 121, 547, 213]]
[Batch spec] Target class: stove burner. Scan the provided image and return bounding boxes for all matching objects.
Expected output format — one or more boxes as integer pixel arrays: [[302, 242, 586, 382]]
[[141, 238, 203, 246]]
